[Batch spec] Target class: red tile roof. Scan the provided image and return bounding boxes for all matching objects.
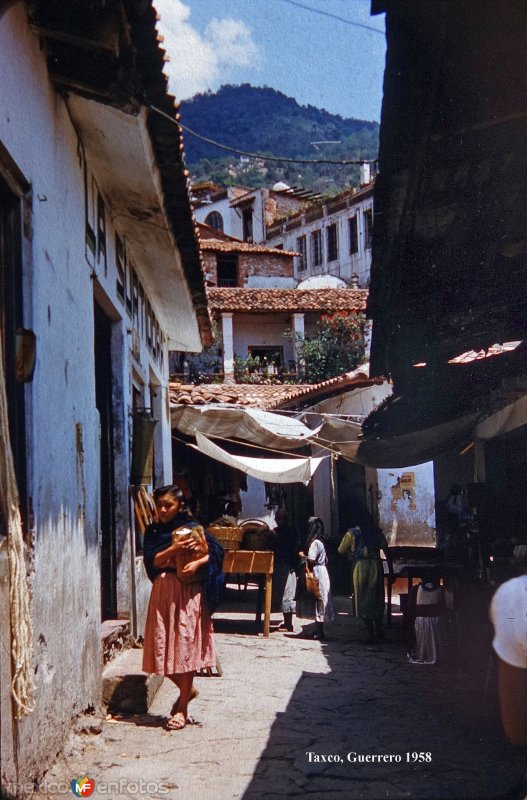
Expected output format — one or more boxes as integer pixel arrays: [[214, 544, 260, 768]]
[[170, 370, 379, 410], [200, 240, 298, 257], [207, 287, 368, 313]]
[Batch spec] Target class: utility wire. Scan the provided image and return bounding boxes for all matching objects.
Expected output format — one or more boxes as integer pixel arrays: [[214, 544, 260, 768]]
[[272, 0, 385, 34], [149, 105, 377, 166]]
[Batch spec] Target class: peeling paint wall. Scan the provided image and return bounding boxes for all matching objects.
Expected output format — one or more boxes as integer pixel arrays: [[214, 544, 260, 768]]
[[377, 462, 437, 547], [0, 6, 174, 792]]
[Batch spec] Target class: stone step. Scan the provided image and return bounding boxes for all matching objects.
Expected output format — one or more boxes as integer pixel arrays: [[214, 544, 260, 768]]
[[102, 647, 163, 714]]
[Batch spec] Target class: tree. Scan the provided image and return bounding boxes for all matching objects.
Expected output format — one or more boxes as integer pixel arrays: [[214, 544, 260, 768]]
[[294, 312, 367, 383]]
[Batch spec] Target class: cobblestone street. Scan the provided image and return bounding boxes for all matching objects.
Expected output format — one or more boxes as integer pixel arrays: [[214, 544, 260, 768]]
[[44, 590, 525, 800]]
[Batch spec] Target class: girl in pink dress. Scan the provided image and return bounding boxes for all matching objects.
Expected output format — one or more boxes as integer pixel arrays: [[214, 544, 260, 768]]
[[142, 486, 216, 731]]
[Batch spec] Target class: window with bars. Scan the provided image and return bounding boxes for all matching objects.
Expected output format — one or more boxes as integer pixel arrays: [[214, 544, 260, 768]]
[[217, 253, 239, 286], [97, 191, 107, 274], [364, 208, 373, 249], [311, 229, 322, 267], [327, 223, 338, 262], [349, 216, 359, 254], [296, 235, 307, 271]]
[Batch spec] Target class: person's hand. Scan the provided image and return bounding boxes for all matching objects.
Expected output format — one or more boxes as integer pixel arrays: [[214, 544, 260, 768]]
[[181, 559, 200, 575], [170, 535, 194, 553], [298, 551, 305, 558]]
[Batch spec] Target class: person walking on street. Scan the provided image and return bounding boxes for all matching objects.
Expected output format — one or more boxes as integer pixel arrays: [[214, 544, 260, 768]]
[[272, 509, 301, 632], [299, 516, 336, 640], [338, 511, 394, 644], [142, 486, 222, 731]]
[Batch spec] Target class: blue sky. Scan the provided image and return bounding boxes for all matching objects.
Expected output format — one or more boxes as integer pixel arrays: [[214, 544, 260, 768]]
[[154, 0, 386, 121]]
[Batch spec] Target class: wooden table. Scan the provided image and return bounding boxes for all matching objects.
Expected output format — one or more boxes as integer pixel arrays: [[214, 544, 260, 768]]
[[222, 550, 274, 637]]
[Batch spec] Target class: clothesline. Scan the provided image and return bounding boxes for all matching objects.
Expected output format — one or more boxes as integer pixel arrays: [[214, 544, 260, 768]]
[[172, 427, 360, 459]]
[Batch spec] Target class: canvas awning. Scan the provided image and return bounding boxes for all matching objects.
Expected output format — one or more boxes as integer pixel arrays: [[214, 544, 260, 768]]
[[190, 431, 327, 484], [171, 405, 320, 451], [312, 417, 363, 462], [355, 412, 481, 468]]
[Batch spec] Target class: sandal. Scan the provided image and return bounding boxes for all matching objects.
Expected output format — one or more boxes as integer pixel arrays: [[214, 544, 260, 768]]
[[169, 687, 199, 718], [165, 711, 186, 731]]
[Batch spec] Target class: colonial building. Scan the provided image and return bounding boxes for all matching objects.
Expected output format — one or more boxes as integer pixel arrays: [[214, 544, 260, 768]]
[[266, 166, 375, 288], [0, 1, 210, 793], [193, 182, 319, 244]]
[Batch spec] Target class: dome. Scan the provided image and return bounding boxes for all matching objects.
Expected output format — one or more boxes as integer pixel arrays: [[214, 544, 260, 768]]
[[297, 275, 348, 289]]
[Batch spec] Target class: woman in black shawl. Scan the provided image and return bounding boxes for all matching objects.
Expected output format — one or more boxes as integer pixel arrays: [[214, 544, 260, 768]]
[[142, 486, 224, 731]]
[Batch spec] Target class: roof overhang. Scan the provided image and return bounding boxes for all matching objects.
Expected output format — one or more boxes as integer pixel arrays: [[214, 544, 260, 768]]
[[68, 98, 204, 350], [28, 0, 212, 350]]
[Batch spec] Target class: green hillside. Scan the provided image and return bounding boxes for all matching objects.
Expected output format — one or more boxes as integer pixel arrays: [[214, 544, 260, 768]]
[[180, 84, 379, 194]]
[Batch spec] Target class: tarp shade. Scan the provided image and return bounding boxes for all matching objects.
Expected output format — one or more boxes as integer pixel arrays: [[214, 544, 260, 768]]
[[475, 394, 527, 440], [355, 413, 480, 468], [171, 405, 320, 451], [191, 431, 327, 483], [313, 417, 363, 462]]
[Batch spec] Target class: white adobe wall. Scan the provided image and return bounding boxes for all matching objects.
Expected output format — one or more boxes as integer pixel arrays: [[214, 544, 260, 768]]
[[0, 5, 173, 791], [232, 313, 296, 366], [194, 194, 243, 239]]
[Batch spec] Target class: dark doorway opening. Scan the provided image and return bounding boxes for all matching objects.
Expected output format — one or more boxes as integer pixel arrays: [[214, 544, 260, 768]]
[[94, 300, 117, 619], [0, 176, 27, 535]]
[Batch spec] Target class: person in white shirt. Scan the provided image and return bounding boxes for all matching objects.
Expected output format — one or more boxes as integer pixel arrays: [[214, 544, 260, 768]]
[[490, 573, 527, 749]]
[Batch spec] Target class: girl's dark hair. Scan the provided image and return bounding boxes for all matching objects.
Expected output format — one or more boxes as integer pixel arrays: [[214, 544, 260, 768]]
[[153, 485, 186, 506]]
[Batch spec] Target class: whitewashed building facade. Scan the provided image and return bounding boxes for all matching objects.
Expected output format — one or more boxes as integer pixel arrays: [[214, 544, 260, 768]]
[[0, 1, 210, 793], [265, 177, 375, 289]]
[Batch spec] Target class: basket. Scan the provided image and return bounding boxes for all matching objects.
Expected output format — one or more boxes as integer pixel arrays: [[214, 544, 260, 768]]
[[242, 530, 277, 550], [241, 522, 277, 552], [208, 526, 244, 551]]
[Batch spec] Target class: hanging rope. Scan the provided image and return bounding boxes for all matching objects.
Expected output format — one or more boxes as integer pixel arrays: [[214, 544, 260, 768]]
[[0, 331, 36, 718]]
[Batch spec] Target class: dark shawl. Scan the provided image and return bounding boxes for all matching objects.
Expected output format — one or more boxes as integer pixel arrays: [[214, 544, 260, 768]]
[[304, 516, 328, 553], [143, 515, 225, 612]]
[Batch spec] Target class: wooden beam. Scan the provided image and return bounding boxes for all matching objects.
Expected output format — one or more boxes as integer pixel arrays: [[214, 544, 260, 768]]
[[29, 24, 120, 55]]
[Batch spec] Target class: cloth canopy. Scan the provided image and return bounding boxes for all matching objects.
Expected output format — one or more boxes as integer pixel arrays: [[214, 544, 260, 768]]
[[313, 417, 363, 462], [171, 405, 320, 451], [191, 431, 327, 484], [355, 412, 480, 468]]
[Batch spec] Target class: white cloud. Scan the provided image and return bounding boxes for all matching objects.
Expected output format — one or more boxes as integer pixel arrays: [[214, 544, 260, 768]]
[[154, 0, 262, 100]]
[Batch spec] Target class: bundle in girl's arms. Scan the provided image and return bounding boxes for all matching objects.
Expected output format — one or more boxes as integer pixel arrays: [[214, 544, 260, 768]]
[[172, 525, 209, 583]]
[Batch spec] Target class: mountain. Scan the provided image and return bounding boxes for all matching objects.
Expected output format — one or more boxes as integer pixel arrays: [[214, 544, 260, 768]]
[[179, 84, 379, 194]]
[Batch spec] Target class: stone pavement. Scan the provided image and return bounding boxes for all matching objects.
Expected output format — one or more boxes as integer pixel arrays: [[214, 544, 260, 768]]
[[43, 589, 524, 800]]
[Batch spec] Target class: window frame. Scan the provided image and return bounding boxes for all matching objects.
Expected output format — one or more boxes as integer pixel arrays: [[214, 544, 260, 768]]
[[327, 222, 339, 262], [296, 235, 307, 271], [349, 215, 359, 254], [216, 253, 239, 287], [311, 229, 322, 267], [364, 208, 373, 250]]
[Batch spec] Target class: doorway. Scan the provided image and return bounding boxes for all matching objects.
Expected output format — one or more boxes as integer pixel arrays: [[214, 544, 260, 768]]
[[94, 300, 116, 619], [0, 175, 26, 534]]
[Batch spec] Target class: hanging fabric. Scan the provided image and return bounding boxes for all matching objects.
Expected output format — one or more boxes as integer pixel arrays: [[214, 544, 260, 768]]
[[191, 431, 327, 484]]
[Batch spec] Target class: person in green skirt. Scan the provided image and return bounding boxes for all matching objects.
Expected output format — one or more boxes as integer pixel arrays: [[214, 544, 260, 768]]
[[339, 511, 395, 644]]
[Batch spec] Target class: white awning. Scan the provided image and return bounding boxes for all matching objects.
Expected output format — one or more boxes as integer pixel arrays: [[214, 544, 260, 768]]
[[172, 405, 320, 451], [191, 431, 327, 484]]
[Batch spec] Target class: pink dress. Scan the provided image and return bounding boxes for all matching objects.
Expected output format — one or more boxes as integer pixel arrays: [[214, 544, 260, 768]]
[[142, 571, 216, 675]]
